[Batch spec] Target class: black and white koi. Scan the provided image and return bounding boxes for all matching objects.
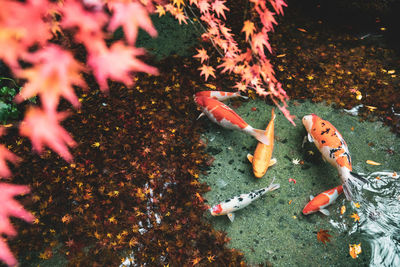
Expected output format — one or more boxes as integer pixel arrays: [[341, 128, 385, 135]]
[[209, 178, 280, 222]]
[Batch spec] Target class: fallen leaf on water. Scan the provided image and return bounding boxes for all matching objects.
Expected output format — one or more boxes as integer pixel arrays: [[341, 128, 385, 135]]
[[317, 229, 332, 245], [366, 160, 381, 165], [349, 243, 362, 258]]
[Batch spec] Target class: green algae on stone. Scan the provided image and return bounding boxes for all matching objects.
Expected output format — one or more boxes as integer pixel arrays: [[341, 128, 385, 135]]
[[200, 99, 400, 266]]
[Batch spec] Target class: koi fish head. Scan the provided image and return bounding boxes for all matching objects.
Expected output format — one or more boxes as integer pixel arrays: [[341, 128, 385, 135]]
[[209, 204, 223, 216], [302, 202, 319, 215], [193, 95, 207, 107], [302, 114, 317, 132]]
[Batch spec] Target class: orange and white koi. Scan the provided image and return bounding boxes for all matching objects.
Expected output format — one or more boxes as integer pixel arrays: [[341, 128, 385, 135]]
[[194, 90, 248, 101], [209, 178, 280, 222], [247, 108, 276, 178], [194, 96, 270, 145], [302, 185, 343, 215], [302, 114, 367, 200]]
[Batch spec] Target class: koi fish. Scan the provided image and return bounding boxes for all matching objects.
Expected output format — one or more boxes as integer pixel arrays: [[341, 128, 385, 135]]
[[209, 178, 280, 222], [194, 90, 248, 101], [247, 108, 276, 178], [302, 185, 343, 215], [302, 114, 367, 200], [194, 96, 270, 145]]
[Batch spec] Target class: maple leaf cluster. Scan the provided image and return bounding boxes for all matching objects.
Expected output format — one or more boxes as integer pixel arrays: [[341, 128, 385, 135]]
[[159, 0, 295, 125], [0, 0, 163, 265]]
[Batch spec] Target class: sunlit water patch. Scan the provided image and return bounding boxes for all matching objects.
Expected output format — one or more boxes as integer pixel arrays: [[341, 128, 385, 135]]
[[357, 172, 400, 267]]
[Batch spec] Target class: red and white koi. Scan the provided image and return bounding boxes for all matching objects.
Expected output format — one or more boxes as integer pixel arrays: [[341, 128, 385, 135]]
[[194, 96, 270, 145], [209, 178, 280, 222], [302, 114, 366, 200], [194, 90, 248, 101], [302, 185, 343, 215]]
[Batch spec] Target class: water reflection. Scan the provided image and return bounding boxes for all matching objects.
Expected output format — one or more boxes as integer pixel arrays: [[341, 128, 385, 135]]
[[357, 172, 400, 267]]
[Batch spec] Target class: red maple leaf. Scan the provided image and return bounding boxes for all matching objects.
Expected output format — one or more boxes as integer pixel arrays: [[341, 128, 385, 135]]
[[19, 107, 76, 162], [88, 41, 159, 91], [15, 45, 85, 114], [0, 183, 34, 266], [317, 229, 332, 245], [0, 146, 20, 179], [108, 1, 157, 45]]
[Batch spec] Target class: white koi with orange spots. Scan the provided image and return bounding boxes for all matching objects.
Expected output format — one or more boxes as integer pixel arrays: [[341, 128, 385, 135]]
[[209, 178, 280, 222], [194, 90, 248, 101], [302, 185, 343, 215], [194, 96, 270, 145], [302, 114, 367, 200]]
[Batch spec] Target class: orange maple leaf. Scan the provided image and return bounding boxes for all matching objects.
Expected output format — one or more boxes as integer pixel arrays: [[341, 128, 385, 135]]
[[317, 229, 332, 245], [19, 107, 76, 162], [108, 1, 157, 45], [174, 8, 188, 24], [242, 20, 255, 41], [88, 41, 159, 91], [0, 183, 34, 266], [193, 48, 209, 63], [15, 45, 85, 114], [198, 65, 216, 81]]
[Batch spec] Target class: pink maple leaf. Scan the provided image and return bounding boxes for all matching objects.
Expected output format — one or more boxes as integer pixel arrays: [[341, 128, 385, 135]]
[[193, 48, 209, 63], [270, 0, 288, 15], [88, 41, 159, 91], [0, 0, 52, 68], [60, 0, 107, 48], [19, 107, 77, 162], [198, 0, 210, 13], [0, 183, 34, 267], [212, 0, 229, 20], [15, 45, 85, 115], [198, 65, 216, 81], [0, 146, 20, 179], [108, 2, 157, 45], [252, 31, 272, 57], [218, 57, 237, 74]]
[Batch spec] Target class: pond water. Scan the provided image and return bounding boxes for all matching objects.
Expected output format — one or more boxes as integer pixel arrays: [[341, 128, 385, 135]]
[[199, 99, 400, 266]]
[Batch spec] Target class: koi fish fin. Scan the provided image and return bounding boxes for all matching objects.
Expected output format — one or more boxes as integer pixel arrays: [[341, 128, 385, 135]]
[[196, 112, 205, 120], [271, 108, 276, 120], [227, 212, 235, 222], [247, 154, 254, 163], [269, 158, 277, 167], [239, 94, 249, 100], [251, 129, 270, 145], [266, 177, 280, 192], [343, 172, 368, 201], [307, 133, 314, 142], [309, 195, 314, 200], [320, 208, 330, 216]]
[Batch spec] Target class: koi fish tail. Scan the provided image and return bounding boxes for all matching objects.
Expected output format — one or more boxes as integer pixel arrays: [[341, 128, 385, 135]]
[[266, 177, 280, 192], [250, 128, 270, 145], [343, 171, 368, 201]]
